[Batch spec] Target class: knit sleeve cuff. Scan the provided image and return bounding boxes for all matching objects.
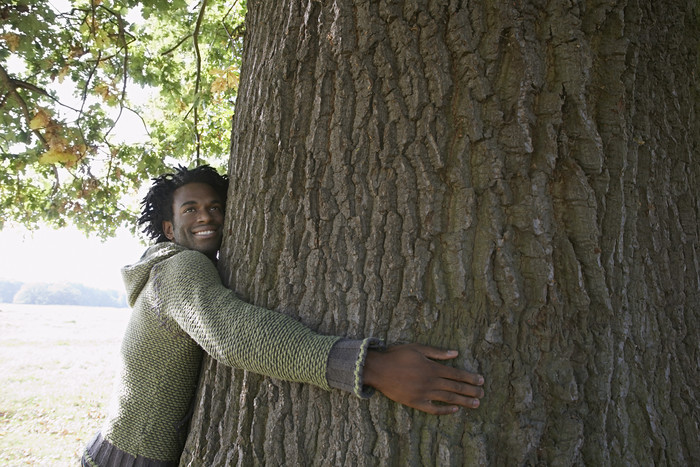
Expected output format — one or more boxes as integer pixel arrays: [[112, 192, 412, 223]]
[[326, 337, 385, 399]]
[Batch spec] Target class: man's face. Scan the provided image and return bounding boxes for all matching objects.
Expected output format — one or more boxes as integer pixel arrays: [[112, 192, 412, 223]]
[[162, 182, 224, 260]]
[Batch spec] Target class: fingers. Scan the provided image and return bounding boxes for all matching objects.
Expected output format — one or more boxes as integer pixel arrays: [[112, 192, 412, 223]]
[[411, 388, 482, 415], [401, 366, 485, 415], [409, 344, 485, 386], [413, 401, 461, 416], [410, 393, 481, 415], [423, 378, 484, 412], [430, 389, 482, 408], [410, 343, 459, 361], [434, 363, 485, 387], [419, 357, 485, 414], [412, 350, 484, 387], [435, 376, 485, 399]]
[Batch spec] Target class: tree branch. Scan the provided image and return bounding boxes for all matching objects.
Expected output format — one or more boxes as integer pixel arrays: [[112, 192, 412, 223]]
[[161, 33, 193, 56], [0, 63, 48, 147]]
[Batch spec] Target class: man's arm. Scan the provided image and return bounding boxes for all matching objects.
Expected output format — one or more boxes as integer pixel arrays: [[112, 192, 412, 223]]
[[156, 248, 484, 413], [364, 344, 485, 415]]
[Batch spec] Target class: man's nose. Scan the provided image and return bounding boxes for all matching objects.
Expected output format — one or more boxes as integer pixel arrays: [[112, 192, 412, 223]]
[[197, 208, 214, 222]]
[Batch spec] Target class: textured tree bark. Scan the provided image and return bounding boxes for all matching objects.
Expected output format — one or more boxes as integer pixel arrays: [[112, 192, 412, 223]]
[[182, 0, 699, 465]]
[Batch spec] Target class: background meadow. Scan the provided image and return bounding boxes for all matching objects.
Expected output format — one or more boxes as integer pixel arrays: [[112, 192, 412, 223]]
[[0, 303, 130, 465]]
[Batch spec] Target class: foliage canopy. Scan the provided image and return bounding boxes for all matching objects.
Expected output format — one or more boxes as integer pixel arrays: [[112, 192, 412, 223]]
[[0, 0, 245, 237]]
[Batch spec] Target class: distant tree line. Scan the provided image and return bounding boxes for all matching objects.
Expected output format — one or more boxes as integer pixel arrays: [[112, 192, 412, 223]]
[[0, 280, 126, 307]]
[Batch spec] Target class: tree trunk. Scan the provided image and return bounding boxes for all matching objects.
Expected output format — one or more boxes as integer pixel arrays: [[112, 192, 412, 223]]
[[182, 0, 699, 465]]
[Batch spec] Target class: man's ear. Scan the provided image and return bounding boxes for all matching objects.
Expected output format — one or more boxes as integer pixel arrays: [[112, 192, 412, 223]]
[[162, 220, 175, 241]]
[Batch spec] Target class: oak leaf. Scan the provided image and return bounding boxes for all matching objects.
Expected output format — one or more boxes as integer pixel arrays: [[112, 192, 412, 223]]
[[29, 109, 52, 130], [39, 149, 79, 165], [95, 84, 111, 101], [210, 66, 240, 95], [0, 33, 20, 52]]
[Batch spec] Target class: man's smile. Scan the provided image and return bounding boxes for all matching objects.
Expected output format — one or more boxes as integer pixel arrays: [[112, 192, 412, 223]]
[[193, 228, 219, 237]]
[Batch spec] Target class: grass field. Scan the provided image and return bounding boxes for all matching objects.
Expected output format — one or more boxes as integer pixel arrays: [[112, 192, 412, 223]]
[[0, 303, 130, 466]]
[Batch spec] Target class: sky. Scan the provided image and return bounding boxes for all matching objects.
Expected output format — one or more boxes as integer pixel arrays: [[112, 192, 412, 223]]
[[0, 225, 145, 291]]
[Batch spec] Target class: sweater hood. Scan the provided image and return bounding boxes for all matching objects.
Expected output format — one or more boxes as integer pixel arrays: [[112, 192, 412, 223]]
[[121, 242, 188, 307]]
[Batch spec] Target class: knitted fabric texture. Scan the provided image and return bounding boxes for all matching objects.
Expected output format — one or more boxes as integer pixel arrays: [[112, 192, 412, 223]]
[[87, 243, 361, 464], [326, 338, 384, 397]]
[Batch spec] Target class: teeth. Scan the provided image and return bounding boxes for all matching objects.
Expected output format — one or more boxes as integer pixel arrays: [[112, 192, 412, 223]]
[[195, 230, 215, 236]]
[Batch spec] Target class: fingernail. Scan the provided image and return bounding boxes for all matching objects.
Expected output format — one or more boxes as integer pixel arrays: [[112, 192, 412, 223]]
[[447, 350, 458, 357], [478, 376, 484, 385], [473, 400, 480, 408]]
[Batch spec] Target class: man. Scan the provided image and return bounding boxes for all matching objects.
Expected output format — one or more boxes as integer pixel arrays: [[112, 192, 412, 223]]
[[82, 165, 484, 466]]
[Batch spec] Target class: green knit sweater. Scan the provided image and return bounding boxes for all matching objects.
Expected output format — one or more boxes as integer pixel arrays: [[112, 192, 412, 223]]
[[83, 243, 376, 466]]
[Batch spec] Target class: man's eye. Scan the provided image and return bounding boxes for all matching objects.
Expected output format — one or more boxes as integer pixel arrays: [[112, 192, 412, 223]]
[[210, 206, 221, 211]]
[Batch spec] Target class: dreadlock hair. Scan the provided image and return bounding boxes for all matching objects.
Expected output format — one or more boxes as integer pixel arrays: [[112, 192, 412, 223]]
[[138, 165, 229, 243]]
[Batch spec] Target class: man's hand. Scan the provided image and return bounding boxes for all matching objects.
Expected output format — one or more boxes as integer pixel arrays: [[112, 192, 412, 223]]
[[363, 343, 484, 415]]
